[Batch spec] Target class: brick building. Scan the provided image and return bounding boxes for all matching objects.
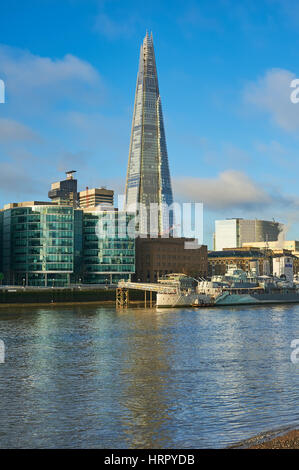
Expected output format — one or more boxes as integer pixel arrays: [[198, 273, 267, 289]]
[[134, 237, 208, 282]]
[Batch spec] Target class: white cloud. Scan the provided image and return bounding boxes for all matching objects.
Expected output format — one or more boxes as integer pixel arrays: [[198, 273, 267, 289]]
[[243, 68, 299, 132], [0, 118, 39, 142], [174, 170, 272, 210], [0, 45, 103, 110]]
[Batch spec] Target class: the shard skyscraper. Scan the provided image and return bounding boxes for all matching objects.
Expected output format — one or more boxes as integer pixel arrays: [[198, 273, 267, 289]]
[[124, 32, 174, 235]]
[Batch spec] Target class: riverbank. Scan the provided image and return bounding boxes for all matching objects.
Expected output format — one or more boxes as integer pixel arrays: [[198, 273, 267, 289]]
[[0, 286, 153, 305], [249, 430, 299, 448], [0, 300, 154, 308], [230, 428, 299, 449]]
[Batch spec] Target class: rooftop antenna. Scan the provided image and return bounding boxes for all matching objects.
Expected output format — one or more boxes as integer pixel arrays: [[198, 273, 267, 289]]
[[86, 186, 89, 208]]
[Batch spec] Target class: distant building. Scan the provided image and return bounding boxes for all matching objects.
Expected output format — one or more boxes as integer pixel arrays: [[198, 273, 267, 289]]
[[208, 248, 268, 277], [4, 201, 56, 209], [134, 237, 208, 283], [243, 240, 299, 256], [48, 170, 78, 207], [79, 187, 114, 209], [273, 256, 293, 282], [214, 218, 285, 251], [208, 246, 299, 277]]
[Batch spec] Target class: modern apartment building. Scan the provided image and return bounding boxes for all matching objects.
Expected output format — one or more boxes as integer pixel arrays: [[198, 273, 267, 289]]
[[124, 32, 174, 235], [214, 218, 285, 251]]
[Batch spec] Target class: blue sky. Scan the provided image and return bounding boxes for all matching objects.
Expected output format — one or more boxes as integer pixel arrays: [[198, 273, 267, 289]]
[[1, 0, 299, 247]]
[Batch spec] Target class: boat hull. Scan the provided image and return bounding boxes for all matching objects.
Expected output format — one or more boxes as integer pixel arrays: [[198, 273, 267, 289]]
[[214, 291, 299, 306], [156, 292, 211, 308]]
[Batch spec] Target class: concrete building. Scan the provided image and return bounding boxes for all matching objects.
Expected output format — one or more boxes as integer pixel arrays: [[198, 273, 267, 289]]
[[79, 187, 114, 209], [134, 237, 208, 283], [48, 170, 78, 207], [4, 201, 57, 209], [214, 218, 285, 251], [243, 240, 299, 256], [273, 256, 293, 282]]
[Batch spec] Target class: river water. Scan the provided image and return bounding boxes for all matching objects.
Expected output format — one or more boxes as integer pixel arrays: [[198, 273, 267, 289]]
[[0, 303, 298, 448]]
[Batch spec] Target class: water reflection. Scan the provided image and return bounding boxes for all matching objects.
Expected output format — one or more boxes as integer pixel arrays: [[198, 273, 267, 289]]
[[0, 304, 298, 448], [116, 309, 174, 448]]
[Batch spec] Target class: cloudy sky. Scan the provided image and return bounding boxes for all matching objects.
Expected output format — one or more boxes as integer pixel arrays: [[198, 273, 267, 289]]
[[1, 0, 299, 247]]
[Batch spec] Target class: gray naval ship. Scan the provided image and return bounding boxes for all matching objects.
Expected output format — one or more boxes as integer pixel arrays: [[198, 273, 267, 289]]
[[156, 262, 299, 308], [197, 264, 299, 306]]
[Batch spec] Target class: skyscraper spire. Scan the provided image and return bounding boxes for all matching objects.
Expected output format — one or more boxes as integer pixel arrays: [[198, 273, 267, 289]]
[[125, 32, 174, 235]]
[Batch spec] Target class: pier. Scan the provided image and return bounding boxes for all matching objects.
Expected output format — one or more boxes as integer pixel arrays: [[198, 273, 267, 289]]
[[116, 281, 177, 309]]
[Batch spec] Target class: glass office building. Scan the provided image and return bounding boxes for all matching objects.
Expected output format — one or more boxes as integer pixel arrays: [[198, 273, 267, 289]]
[[125, 32, 174, 235], [1, 204, 135, 286], [83, 210, 135, 284], [2, 205, 83, 286]]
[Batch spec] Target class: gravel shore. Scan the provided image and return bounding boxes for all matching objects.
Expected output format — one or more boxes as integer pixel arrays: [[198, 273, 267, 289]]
[[248, 430, 299, 449], [229, 428, 299, 449]]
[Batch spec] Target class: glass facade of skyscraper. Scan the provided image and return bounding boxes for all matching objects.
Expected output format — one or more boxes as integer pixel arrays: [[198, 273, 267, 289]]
[[125, 32, 174, 235]]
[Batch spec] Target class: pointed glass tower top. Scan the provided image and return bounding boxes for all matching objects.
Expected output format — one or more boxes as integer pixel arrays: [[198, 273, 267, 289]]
[[125, 32, 174, 235]]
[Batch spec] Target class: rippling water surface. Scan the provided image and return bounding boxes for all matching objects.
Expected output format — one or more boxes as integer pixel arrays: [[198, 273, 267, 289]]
[[0, 304, 299, 448]]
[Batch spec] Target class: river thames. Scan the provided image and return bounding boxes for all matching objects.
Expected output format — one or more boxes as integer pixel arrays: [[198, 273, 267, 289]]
[[0, 303, 298, 448]]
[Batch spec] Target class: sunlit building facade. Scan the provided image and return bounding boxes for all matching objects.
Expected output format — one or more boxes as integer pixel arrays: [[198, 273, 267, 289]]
[[82, 209, 135, 284], [2, 204, 83, 286], [125, 32, 173, 235], [1, 203, 135, 286], [79, 187, 114, 209], [48, 171, 79, 207], [214, 218, 285, 251]]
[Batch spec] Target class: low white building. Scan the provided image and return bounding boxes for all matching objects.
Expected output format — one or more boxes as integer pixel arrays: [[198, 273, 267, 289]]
[[272, 256, 293, 282]]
